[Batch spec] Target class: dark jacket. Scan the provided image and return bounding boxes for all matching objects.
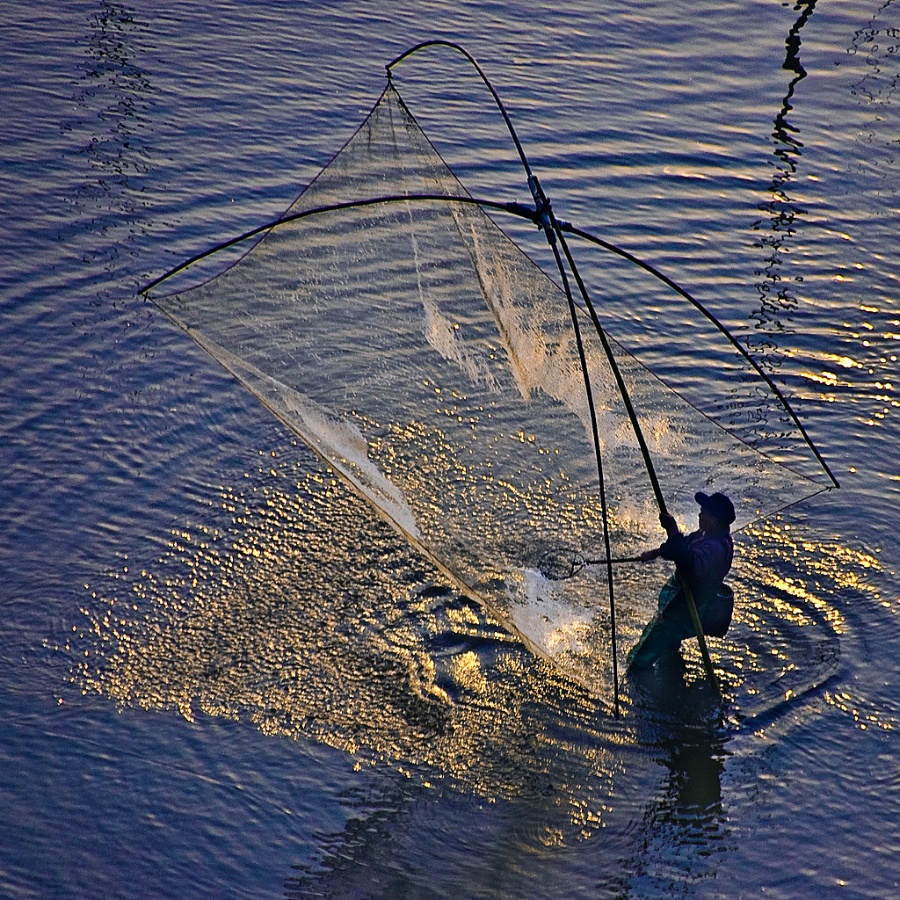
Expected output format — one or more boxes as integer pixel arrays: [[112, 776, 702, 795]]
[[659, 527, 734, 606]]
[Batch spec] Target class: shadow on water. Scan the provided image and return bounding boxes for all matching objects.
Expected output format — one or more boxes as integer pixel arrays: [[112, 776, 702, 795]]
[[624, 665, 732, 896], [850, 0, 900, 150], [65, 0, 154, 280], [749, 0, 818, 353], [277, 654, 735, 899]]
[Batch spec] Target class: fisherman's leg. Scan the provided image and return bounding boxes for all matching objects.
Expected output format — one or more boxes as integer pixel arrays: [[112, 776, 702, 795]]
[[627, 608, 690, 670]]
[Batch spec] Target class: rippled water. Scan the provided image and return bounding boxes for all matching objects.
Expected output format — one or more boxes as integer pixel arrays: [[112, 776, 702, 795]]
[[2, 1, 898, 897]]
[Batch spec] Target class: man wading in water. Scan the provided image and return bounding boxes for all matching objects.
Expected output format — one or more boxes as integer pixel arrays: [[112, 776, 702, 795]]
[[627, 491, 736, 670]]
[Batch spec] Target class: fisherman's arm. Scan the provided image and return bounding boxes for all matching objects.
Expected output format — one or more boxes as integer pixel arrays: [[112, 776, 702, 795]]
[[639, 511, 683, 563]]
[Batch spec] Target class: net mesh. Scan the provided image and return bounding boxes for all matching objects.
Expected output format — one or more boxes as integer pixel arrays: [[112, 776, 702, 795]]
[[151, 85, 828, 700]]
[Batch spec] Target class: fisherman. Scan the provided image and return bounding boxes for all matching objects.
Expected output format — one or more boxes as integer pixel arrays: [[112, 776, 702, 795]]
[[627, 491, 735, 670]]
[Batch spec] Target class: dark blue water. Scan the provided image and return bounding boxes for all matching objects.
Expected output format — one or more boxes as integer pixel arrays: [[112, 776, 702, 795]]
[[2, 1, 898, 897]]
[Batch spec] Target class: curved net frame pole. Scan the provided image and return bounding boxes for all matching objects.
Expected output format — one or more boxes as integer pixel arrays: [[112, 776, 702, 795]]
[[546, 231, 621, 716], [390, 41, 722, 693], [140, 193, 535, 297], [388, 41, 533, 179], [391, 44, 841, 698], [553, 223, 719, 690], [559, 221, 839, 491], [390, 42, 626, 712], [551, 223, 720, 692]]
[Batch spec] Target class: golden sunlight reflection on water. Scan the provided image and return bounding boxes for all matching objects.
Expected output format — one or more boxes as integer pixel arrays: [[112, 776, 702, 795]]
[[75, 454, 637, 841], [72, 441, 897, 844], [718, 517, 898, 736]]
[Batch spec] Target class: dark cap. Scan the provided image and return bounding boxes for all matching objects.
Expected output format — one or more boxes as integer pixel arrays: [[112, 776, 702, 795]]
[[695, 491, 735, 525]]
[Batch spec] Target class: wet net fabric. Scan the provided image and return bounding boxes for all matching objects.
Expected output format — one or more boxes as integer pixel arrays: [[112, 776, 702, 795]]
[[151, 85, 827, 700]]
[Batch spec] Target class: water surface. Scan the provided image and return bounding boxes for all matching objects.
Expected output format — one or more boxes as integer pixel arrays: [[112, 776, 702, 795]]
[[1, 1, 898, 897]]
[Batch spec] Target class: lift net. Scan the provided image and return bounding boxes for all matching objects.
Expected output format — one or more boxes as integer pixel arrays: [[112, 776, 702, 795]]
[[151, 85, 829, 700]]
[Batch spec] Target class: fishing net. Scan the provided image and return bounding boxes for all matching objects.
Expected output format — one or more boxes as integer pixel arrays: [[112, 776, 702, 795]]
[[148, 83, 831, 703]]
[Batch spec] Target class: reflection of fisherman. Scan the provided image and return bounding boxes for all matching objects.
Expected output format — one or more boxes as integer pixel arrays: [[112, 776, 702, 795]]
[[627, 491, 735, 670]]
